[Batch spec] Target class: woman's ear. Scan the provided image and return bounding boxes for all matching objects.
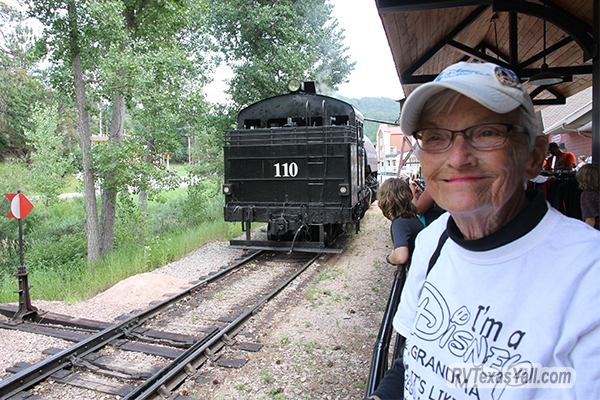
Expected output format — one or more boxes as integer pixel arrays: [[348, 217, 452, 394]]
[[525, 135, 549, 179]]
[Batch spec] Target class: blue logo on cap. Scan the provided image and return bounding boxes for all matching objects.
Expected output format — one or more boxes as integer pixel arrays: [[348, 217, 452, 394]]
[[434, 67, 489, 82], [494, 66, 521, 88]]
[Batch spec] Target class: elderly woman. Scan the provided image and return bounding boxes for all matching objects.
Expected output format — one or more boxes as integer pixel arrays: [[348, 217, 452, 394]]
[[367, 62, 600, 400]]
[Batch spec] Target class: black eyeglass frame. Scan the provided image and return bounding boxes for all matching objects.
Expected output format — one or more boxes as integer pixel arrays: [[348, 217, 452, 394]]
[[412, 123, 527, 152]]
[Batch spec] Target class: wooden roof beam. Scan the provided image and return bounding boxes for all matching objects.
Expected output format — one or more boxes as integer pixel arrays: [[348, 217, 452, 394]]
[[400, 5, 490, 83], [493, 0, 595, 61], [377, 0, 489, 13], [529, 86, 566, 105], [475, 42, 510, 64], [448, 40, 513, 67], [519, 37, 575, 69]]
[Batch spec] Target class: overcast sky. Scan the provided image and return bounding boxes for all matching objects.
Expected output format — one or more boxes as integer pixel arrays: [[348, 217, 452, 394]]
[[329, 0, 404, 100]]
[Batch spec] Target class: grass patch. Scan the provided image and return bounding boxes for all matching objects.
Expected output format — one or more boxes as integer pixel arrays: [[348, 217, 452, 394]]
[[301, 340, 321, 355], [235, 383, 251, 393], [355, 382, 366, 390], [313, 271, 332, 283], [279, 333, 290, 345], [260, 369, 274, 384], [306, 286, 323, 305], [0, 215, 244, 303], [0, 170, 258, 303], [267, 388, 286, 399]]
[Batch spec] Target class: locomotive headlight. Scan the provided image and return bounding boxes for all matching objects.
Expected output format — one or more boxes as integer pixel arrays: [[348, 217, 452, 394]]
[[287, 78, 301, 92], [222, 184, 234, 195], [339, 184, 349, 196]]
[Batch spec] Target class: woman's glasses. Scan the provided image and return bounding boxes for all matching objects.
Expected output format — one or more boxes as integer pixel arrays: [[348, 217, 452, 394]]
[[413, 123, 527, 152]]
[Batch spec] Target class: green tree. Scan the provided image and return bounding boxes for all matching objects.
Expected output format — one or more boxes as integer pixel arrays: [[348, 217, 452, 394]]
[[23, 104, 71, 205], [93, 0, 210, 253], [27, 0, 210, 261], [207, 0, 355, 109], [0, 2, 48, 160]]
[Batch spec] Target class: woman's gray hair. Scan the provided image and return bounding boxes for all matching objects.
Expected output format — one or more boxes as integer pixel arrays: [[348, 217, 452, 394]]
[[420, 89, 540, 150]]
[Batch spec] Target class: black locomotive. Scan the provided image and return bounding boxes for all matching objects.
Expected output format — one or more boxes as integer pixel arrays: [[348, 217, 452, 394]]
[[223, 79, 378, 253]]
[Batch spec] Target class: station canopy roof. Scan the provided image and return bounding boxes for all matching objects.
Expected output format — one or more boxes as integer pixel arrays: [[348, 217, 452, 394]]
[[375, 0, 596, 107]]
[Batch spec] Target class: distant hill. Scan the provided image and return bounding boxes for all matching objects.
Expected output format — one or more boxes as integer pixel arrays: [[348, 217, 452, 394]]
[[336, 95, 401, 143]]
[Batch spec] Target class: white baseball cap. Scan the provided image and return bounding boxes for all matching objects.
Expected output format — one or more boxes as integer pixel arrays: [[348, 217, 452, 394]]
[[400, 62, 538, 136]]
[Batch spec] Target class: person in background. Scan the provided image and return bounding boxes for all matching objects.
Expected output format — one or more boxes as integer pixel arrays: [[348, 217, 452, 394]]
[[543, 142, 576, 171], [576, 155, 588, 170], [365, 62, 600, 400], [576, 163, 599, 229], [411, 185, 445, 226], [377, 178, 424, 268]]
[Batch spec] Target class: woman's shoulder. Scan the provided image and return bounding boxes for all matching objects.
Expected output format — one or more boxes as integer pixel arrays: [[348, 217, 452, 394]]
[[581, 190, 599, 198], [424, 212, 450, 231], [546, 203, 600, 240], [415, 213, 449, 246]]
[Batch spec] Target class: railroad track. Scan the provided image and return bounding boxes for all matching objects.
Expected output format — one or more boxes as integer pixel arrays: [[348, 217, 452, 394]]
[[0, 250, 323, 400]]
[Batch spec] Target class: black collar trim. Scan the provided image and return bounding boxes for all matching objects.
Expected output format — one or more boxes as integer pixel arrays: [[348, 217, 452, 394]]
[[446, 191, 547, 251]]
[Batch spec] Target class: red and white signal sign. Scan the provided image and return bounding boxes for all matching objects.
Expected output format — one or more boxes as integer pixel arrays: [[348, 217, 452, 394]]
[[5, 193, 34, 219]]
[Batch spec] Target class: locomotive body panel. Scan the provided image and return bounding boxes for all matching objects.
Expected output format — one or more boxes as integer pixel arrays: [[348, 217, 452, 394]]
[[223, 87, 377, 252]]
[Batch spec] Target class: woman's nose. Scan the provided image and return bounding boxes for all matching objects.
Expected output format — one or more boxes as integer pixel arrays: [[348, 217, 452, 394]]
[[446, 133, 477, 167]]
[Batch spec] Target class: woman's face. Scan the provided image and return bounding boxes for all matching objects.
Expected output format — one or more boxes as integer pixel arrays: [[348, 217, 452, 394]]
[[418, 95, 533, 218]]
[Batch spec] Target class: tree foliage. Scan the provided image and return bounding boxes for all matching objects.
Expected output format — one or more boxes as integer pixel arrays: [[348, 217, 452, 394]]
[[24, 0, 212, 261], [338, 95, 402, 142], [87, 138, 182, 205], [207, 0, 355, 109], [23, 104, 72, 205], [0, 2, 48, 160]]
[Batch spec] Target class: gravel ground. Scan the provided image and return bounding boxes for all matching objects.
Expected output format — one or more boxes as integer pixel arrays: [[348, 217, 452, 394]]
[[0, 203, 397, 400]]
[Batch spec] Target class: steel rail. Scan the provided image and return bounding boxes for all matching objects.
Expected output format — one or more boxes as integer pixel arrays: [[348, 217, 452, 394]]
[[0, 251, 264, 400], [124, 252, 321, 400]]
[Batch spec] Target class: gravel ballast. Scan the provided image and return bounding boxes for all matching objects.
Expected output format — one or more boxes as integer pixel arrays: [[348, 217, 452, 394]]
[[0, 204, 397, 400]]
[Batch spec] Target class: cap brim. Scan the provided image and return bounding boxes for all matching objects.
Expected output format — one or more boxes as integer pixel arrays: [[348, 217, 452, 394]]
[[400, 81, 522, 136]]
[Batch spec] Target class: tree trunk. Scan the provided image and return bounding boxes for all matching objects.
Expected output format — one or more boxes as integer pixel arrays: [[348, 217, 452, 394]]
[[99, 1, 144, 255], [68, 0, 100, 263], [99, 89, 126, 255], [138, 191, 147, 211]]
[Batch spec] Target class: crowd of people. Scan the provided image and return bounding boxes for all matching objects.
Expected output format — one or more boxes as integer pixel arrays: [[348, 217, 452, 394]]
[[368, 61, 600, 400]]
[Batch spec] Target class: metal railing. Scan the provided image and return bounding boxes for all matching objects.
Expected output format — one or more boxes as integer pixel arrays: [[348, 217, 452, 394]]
[[365, 267, 407, 397]]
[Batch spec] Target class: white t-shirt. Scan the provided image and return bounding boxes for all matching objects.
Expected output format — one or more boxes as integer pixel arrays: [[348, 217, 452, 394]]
[[394, 194, 600, 400]]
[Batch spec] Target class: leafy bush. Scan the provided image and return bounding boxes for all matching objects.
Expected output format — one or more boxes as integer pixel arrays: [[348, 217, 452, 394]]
[[146, 195, 187, 235], [183, 175, 224, 226], [113, 194, 150, 248], [0, 236, 21, 273], [24, 105, 73, 205], [0, 160, 236, 302], [0, 158, 32, 194], [26, 233, 87, 273], [23, 202, 87, 273]]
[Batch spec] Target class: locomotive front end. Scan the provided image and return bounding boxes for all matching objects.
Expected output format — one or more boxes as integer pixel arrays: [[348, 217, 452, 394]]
[[223, 82, 374, 252]]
